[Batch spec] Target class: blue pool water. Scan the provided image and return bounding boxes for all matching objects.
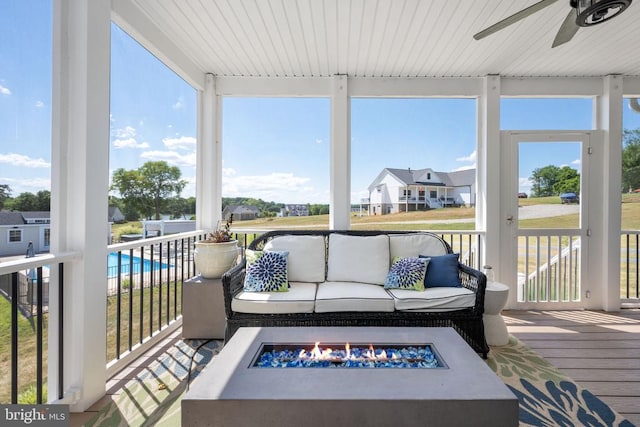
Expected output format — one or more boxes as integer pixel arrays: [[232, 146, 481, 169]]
[[107, 252, 169, 277]]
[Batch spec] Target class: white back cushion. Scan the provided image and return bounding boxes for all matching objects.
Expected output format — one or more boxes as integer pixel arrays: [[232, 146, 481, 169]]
[[326, 234, 390, 285], [264, 235, 326, 282], [389, 234, 448, 259]]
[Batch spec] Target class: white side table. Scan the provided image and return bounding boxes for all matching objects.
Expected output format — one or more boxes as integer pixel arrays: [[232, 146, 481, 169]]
[[484, 281, 510, 346], [182, 276, 226, 339]]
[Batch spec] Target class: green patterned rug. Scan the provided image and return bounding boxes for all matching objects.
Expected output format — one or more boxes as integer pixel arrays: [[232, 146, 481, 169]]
[[84, 336, 634, 427]]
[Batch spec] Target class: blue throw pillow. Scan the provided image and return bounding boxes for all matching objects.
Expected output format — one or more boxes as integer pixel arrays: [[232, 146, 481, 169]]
[[384, 257, 429, 291], [243, 250, 289, 292], [420, 253, 462, 288]]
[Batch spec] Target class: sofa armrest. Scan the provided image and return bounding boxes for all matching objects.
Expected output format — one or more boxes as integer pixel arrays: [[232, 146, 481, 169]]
[[458, 263, 487, 314], [221, 259, 246, 319]]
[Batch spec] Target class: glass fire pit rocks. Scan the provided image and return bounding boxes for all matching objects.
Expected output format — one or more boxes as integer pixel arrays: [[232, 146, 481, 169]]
[[252, 342, 446, 368]]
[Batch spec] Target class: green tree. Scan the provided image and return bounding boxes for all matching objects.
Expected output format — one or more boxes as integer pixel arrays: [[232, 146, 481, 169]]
[[530, 164, 580, 197], [3, 191, 50, 211], [553, 166, 580, 195], [530, 165, 561, 197], [0, 184, 11, 210], [111, 161, 187, 220], [622, 129, 640, 192], [139, 161, 186, 219]]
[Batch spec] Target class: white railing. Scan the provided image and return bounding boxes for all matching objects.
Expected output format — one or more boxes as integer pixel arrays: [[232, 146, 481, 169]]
[[517, 231, 581, 304]]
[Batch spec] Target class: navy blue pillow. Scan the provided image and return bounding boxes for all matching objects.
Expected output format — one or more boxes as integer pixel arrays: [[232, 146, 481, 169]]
[[420, 253, 462, 288]]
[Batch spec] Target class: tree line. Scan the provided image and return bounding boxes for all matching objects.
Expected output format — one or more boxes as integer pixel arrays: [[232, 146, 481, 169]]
[[6, 129, 640, 214], [0, 161, 329, 220]]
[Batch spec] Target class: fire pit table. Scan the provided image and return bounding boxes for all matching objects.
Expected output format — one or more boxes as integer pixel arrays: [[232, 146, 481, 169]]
[[182, 327, 518, 427]]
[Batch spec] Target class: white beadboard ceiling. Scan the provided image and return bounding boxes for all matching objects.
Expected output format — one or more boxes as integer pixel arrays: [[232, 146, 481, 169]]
[[117, 0, 640, 78]]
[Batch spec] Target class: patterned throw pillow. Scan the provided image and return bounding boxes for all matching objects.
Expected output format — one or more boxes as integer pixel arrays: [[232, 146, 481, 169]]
[[384, 257, 429, 291], [243, 250, 289, 292]]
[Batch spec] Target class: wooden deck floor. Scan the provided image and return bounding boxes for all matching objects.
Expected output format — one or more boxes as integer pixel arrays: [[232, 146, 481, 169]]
[[505, 309, 640, 426]]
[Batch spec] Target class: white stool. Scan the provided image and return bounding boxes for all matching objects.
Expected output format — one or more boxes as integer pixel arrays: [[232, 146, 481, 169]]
[[484, 281, 510, 346]]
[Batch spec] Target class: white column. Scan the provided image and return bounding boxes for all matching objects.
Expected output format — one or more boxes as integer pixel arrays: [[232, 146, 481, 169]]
[[478, 75, 502, 278], [51, 0, 110, 410], [330, 75, 351, 229], [196, 73, 222, 230], [593, 75, 623, 310]]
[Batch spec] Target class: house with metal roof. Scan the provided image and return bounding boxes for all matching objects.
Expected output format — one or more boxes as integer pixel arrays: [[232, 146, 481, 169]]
[[368, 168, 475, 215]]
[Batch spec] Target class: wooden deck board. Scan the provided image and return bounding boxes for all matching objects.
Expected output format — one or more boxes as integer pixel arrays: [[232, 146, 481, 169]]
[[505, 309, 640, 424]]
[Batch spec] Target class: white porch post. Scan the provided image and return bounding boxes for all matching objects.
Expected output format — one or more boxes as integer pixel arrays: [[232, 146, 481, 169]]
[[51, 0, 110, 410], [330, 75, 351, 229], [197, 73, 222, 230], [593, 75, 623, 310], [478, 75, 502, 278]]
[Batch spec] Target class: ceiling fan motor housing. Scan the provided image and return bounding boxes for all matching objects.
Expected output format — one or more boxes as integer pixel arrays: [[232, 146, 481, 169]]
[[572, 0, 632, 26]]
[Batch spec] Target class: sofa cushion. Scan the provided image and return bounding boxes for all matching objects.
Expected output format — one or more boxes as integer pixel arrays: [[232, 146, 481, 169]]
[[232, 282, 317, 314], [326, 234, 390, 285], [384, 257, 429, 291], [387, 286, 475, 311], [420, 253, 462, 288], [264, 235, 326, 282], [315, 281, 395, 312], [243, 250, 289, 292], [390, 233, 449, 259]]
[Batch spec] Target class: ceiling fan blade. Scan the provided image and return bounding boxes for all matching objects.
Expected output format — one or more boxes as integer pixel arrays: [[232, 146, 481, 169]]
[[552, 8, 579, 47], [474, 0, 561, 40]]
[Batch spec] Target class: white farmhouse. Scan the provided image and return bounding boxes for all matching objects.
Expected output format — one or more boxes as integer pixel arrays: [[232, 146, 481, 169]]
[[367, 168, 475, 215]]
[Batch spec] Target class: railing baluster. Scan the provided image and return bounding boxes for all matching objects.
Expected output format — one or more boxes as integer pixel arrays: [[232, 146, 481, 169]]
[[139, 247, 144, 344], [159, 242, 163, 328], [128, 248, 134, 351], [11, 272, 18, 403], [150, 244, 154, 336], [116, 251, 122, 359], [58, 263, 64, 400], [36, 267, 43, 404]]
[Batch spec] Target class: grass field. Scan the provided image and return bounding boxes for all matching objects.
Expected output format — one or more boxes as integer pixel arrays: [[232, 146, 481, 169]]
[[3, 195, 639, 403]]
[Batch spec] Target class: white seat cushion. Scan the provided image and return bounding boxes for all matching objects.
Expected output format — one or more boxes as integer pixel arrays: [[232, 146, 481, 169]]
[[387, 286, 475, 311], [264, 235, 326, 282], [315, 281, 395, 312], [326, 234, 390, 285], [232, 282, 317, 314], [389, 234, 449, 259]]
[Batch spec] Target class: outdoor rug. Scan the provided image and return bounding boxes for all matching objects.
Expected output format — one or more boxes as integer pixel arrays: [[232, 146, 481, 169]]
[[83, 335, 634, 427]]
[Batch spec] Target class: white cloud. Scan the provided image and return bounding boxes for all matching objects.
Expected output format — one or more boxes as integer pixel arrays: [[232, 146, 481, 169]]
[[450, 165, 475, 172], [222, 171, 316, 202], [0, 153, 50, 168], [113, 138, 150, 149], [315, 138, 323, 144], [140, 150, 196, 167], [35, 100, 44, 108], [162, 136, 196, 150], [571, 158, 581, 165], [0, 176, 51, 192], [0, 84, 11, 95], [456, 150, 476, 163], [112, 126, 136, 139], [519, 177, 532, 194], [172, 98, 184, 110]]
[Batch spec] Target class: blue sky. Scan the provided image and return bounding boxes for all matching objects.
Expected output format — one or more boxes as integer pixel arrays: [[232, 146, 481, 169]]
[[3, 1, 640, 206]]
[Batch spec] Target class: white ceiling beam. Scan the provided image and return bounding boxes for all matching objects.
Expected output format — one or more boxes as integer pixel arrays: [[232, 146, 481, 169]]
[[622, 77, 640, 96], [501, 77, 603, 97], [216, 77, 332, 97], [111, 0, 205, 90]]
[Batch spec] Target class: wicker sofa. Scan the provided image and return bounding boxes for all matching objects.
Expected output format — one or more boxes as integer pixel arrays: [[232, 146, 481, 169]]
[[222, 230, 489, 357]]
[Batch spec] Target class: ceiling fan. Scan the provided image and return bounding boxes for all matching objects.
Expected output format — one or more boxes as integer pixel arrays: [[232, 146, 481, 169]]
[[473, 0, 633, 48]]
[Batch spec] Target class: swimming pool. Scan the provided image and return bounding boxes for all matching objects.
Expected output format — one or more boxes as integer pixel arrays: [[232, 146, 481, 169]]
[[107, 252, 169, 277]]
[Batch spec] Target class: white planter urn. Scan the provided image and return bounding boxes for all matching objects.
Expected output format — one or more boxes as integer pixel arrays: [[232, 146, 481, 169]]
[[193, 240, 239, 279]]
